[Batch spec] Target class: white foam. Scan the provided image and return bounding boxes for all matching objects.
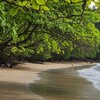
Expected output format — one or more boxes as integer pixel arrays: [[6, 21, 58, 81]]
[[77, 63, 100, 91]]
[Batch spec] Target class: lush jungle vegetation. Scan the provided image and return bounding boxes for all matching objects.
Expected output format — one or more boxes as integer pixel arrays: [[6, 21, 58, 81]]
[[0, 0, 100, 67]]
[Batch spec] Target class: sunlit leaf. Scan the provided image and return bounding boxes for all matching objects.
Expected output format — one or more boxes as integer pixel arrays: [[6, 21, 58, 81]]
[[41, 6, 49, 11], [31, 0, 40, 10], [36, 0, 46, 5], [54, 0, 59, 2], [18, 1, 28, 6], [9, 8, 18, 16]]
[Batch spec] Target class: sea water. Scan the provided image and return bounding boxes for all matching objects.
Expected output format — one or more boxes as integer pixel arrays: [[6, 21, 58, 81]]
[[77, 63, 100, 91]]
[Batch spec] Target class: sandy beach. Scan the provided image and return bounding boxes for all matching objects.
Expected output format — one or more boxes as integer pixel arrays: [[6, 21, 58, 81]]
[[0, 62, 96, 100]]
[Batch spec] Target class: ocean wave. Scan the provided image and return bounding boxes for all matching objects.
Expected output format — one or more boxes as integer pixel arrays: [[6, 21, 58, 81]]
[[77, 63, 100, 91]]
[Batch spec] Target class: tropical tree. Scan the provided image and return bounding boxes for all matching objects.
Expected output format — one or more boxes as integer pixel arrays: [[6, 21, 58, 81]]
[[0, 0, 100, 66]]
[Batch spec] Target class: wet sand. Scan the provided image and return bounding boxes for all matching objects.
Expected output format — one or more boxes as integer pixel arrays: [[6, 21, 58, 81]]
[[0, 62, 97, 100], [0, 81, 44, 100], [29, 68, 100, 100]]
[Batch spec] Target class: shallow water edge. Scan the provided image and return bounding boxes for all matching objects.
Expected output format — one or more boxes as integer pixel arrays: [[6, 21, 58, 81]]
[[29, 64, 100, 100]]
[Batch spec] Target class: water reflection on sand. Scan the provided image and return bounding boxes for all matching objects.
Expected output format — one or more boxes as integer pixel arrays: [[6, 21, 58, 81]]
[[29, 68, 100, 100]]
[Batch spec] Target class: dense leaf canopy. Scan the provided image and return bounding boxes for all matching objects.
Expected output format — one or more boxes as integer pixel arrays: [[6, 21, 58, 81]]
[[0, 0, 100, 64]]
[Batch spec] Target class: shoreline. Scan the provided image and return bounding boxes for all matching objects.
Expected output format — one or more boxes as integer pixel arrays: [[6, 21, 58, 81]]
[[0, 62, 95, 84], [29, 63, 100, 100], [77, 63, 100, 92], [0, 62, 96, 100]]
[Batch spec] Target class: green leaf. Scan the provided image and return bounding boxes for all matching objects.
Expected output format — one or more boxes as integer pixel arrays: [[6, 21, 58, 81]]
[[54, 0, 59, 2], [18, 7, 25, 13], [71, 0, 79, 3], [18, 1, 28, 6], [9, 8, 18, 16], [41, 6, 49, 11], [87, 0, 92, 5], [65, 0, 70, 3], [31, 0, 39, 10], [36, 0, 46, 5], [11, 47, 18, 54]]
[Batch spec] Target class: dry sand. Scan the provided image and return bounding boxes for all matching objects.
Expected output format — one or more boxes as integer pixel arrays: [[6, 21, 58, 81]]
[[0, 62, 94, 100]]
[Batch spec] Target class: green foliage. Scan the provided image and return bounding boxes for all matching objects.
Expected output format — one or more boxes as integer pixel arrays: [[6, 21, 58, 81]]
[[0, 0, 100, 63], [54, 0, 59, 2], [9, 8, 19, 16], [36, 0, 46, 5]]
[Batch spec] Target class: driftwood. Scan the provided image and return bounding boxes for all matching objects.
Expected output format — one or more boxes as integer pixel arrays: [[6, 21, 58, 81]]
[[0, 62, 18, 68]]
